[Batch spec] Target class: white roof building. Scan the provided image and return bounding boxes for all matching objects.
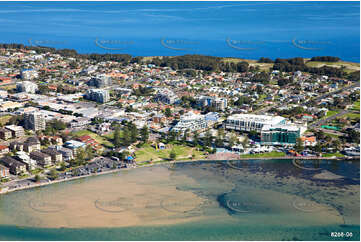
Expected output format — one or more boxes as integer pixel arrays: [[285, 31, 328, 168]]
[[225, 114, 286, 132]]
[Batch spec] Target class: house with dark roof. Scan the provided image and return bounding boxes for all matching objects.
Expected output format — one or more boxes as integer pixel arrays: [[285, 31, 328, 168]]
[[30, 151, 52, 166], [0, 128, 12, 140], [42, 148, 63, 164], [0, 156, 27, 175]]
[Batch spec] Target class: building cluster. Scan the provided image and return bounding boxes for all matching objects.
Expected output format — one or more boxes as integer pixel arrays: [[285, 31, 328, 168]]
[[0, 46, 359, 181]]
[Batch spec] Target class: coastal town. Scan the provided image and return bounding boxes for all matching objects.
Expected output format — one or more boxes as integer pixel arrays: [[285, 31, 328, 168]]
[[0, 44, 359, 193]]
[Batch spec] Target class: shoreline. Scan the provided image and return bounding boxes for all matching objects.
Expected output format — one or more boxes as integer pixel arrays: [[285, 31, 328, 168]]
[[0, 156, 359, 195]]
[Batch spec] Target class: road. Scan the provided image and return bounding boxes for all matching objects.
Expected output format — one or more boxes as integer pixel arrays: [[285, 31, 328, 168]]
[[306, 82, 360, 104], [309, 110, 350, 129]]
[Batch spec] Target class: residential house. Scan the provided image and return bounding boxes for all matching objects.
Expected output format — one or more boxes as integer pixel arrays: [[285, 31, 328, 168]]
[[10, 141, 24, 152], [0, 128, 12, 140], [15, 151, 37, 170], [30, 151, 52, 166], [42, 148, 63, 164], [24, 137, 41, 153], [0, 164, 9, 178], [0, 156, 27, 175], [0, 145, 9, 156], [5, 125, 25, 138]]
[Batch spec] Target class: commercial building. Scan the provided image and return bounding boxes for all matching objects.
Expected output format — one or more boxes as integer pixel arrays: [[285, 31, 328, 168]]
[[260, 124, 306, 146], [16, 81, 38, 93], [85, 89, 110, 103], [24, 112, 46, 131], [172, 111, 208, 133], [225, 114, 286, 133]]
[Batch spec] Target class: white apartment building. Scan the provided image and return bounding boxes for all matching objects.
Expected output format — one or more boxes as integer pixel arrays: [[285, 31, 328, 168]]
[[225, 114, 286, 133], [25, 112, 46, 131], [172, 111, 208, 133], [85, 89, 110, 103], [20, 69, 38, 80], [16, 81, 38, 94]]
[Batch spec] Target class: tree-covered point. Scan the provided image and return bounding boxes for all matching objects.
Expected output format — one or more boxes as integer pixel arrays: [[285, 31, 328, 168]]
[[148, 55, 250, 72], [258, 57, 274, 63], [310, 56, 341, 62], [272, 57, 349, 78]]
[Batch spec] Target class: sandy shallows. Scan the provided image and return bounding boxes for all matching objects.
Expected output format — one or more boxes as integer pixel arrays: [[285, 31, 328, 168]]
[[0, 166, 217, 228]]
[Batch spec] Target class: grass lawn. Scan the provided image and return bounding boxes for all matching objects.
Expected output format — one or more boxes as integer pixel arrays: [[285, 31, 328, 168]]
[[324, 132, 341, 138], [135, 143, 206, 162], [322, 152, 345, 158], [352, 100, 360, 111], [72, 129, 114, 148], [305, 61, 360, 74], [239, 151, 286, 159], [343, 112, 360, 120], [0, 114, 11, 126], [325, 110, 339, 118]]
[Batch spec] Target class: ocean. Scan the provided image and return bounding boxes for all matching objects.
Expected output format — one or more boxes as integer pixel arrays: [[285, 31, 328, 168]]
[[0, 159, 359, 241], [0, 1, 359, 62]]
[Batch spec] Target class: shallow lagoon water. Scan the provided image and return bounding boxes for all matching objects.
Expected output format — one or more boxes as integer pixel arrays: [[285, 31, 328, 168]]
[[0, 159, 359, 240]]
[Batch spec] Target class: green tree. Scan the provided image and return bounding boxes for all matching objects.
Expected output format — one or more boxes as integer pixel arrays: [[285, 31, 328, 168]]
[[164, 108, 172, 117], [48, 169, 58, 180], [34, 174, 41, 182], [129, 123, 138, 143], [193, 131, 199, 145], [204, 130, 213, 147], [229, 132, 237, 147], [140, 125, 149, 143], [182, 129, 189, 143], [314, 143, 322, 154], [85, 145, 95, 160], [59, 162, 67, 171], [75, 148, 86, 166], [169, 149, 177, 160], [122, 127, 131, 146], [294, 138, 304, 153], [113, 126, 122, 147]]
